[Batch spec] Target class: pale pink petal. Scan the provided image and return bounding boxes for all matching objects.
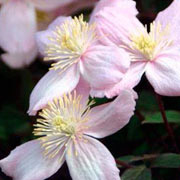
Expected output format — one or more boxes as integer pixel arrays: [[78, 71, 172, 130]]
[[84, 90, 136, 138], [0, 1, 37, 66], [75, 77, 90, 106], [155, 0, 180, 30], [91, 0, 138, 21], [1, 49, 37, 69], [106, 61, 146, 98], [91, 2, 143, 46], [90, 61, 146, 98], [31, 0, 74, 11], [36, 16, 71, 55], [81, 45, 131, 97], [155, 0, 180, 44], [146, 53, 180, 96], [36, 30, 52, 56], [0, 140, 65, 180], [28, 64, 80, 115], [48, 16, 72, 30], [66, 136, 120, 180]]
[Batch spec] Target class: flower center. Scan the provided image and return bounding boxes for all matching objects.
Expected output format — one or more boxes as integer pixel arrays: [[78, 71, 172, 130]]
[[44, 15, 97, 72], [130, 22, 173, 60], [33, 92, 92, 158], [52, 115, 76, 135]]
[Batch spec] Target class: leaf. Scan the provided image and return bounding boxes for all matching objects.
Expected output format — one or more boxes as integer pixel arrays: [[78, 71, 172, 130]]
[[127, 116, 144, 141], [122, 166, 152, 180], [142, 111, 180, 124], [117, 154, 158, 165], [136, 91, 158, 113], [133, 142, 150, 155], [0, 126, 7, 140], [118, 155, 136, 163], [151, 153, 180, 168]]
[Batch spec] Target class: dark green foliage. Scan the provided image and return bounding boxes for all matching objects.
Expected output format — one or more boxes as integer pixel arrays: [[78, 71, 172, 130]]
[[122, 166, 152, 180]]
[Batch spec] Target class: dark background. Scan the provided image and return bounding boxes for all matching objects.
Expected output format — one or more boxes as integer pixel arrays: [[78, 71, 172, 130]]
[[1, 0, 180, 179]]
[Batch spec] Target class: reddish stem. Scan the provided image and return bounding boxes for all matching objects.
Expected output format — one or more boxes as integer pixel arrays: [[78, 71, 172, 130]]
[[155, 93, 179, 153], [116, 160, 133, 169]]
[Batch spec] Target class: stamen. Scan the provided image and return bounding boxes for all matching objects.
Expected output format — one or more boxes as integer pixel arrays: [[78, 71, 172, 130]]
[[33, 91, 92, 158], [44, 15, 97, 72], [130, 21, 173, 60]]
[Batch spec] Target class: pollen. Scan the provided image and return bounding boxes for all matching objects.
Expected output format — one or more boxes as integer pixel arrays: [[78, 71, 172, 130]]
[[44, 15, 97, 72], [33, 91, 92, 159], [130, 22, 173, 60]]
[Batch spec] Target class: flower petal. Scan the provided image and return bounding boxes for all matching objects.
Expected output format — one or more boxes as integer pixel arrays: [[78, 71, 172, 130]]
[[146, 52, 180, 96], [28, 64, 80, 115], [36, 16, 71, 55], [81, 45, 131, 98], [84, 90, 136, 138], [75, 77, 90, 107], [91, 0, 138, 21], [0, 140, 65, 180], [90, 61, 146, 98], [31, 0, 74, 11], [36, 30, 52, 56], [0, 1, 37, 62], [66, 136, 120, 180], [1, 50, 37, 69], [48, 16, 72, 30], [91, 2, 143, 46], [155, 0, 180, 43]]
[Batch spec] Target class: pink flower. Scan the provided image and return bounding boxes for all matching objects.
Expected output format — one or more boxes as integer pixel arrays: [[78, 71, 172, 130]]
[[0, 0, 96, 69], [91, 0, 180, 96], [0, 88, 136, 180], [28, 14, 131, 115], [91, 0, 138, 21]]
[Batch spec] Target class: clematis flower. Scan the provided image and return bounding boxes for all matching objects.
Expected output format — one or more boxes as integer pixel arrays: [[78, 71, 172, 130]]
[[91, 0, 138, 21], [28, 14, 131, 115], [0, 89, 136, 180], [0, 0, 97, 69], [91, 0, 180, 97]]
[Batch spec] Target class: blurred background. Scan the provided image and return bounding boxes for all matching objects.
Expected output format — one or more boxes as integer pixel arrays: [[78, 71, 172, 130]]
[[1, 0, 180, 179]]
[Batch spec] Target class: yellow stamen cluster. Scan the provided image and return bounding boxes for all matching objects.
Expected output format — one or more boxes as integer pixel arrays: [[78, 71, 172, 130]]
[[130, 22, 173, 60], [45, 15, 97, 72], [33, 92, 92, 158]]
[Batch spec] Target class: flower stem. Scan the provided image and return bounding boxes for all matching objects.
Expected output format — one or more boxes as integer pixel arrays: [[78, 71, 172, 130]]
[[155, 93, 179, 153], [116, 160, 133, 168]]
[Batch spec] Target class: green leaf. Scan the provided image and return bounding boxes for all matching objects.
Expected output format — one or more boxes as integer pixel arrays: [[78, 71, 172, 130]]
[[122, 166, 152, 180], [117, 154, 158, 165], [127, 116, 144, 141], [0, 126, 7, 140], [133, 142, 150, 155], [137, 91, 158, 113], [142, 111, 180, 124], [151, 153, 180, 168], [118, 155, 136, 163]]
